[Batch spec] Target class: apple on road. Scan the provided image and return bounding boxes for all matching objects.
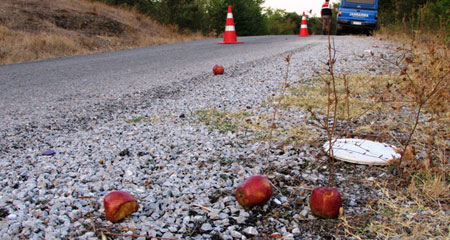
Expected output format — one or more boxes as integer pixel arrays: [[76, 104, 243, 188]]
[[213, 65, 224, 75], [235, 175, 273, 207], [309, 186, 342, 219], [104, 190, 139, 223]]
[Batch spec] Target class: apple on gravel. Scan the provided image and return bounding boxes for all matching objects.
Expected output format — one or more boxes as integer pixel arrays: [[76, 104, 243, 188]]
[[309, 186, 342, 219], [213, 65, 224, 75], [235, 175, 273, 207], [104, 190, 139, 223]]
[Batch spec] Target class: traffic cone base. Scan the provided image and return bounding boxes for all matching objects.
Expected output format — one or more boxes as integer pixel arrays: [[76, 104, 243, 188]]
[[218, 5, 244, 44], [218, 40, 244, 44], [218, 41, 244, 44], [299, 12, 310, 37]]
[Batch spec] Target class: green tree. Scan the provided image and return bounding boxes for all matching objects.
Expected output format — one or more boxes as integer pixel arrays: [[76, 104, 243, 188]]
[[205, 0, 228, 35], [265, 8, 300, 35], [233, 0, 268, 35], [378, 0, 449, 39], [379, 0, 435, 26], [208, 0, 268, 36], [285, 12, 302, 34], [149, 0, 269, 36], [307, 17, 322, 35], [157, 0, 207, 31]]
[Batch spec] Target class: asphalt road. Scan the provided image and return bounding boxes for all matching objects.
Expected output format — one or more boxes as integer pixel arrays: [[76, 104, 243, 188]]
[[0, 35, 328, 124]]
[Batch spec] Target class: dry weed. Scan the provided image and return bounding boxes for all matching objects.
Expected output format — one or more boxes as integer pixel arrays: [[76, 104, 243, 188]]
[[338, 30, 450, 240], [367, 179, 450, 240], [295, 29, 449, 238], [381, 34, 450, 173], [0, 26, 81, 64]]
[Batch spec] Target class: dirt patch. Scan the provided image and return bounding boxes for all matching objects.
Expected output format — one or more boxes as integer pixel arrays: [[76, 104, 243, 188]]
[[0, 0, 206, 64], [1, 0, 124, 36], [51, 10, 123, 36]]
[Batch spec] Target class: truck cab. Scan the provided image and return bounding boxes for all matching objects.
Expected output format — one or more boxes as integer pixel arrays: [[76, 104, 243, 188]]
[[337, 0, 378, 35]]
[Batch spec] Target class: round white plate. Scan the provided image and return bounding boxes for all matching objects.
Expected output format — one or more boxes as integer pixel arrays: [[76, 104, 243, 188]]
[[323, 138, 401, 165]]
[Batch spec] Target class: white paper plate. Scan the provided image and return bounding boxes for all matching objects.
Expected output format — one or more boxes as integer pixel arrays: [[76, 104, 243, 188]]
[[323, 138, 401, 165]]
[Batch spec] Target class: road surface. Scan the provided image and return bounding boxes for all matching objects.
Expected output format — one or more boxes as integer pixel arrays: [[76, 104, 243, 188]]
[[0, 35, 328, 127]]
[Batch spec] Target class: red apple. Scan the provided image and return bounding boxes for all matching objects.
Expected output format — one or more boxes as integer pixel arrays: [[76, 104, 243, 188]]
[[213, 65, 224, 75], [309, 186, 342, 219], [235, 175, 273, 207], [104, 190, 139, 223]]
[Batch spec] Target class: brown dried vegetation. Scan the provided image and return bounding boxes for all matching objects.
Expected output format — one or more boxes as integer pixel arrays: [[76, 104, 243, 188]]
[[0, 0, 205, 65], [274, 31, 449, 238], [340, 34, 450, 239]]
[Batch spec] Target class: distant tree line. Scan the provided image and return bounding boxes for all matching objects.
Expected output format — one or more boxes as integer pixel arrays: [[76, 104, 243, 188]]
[[379, 0, 450, 35], [95, 0, 449, 37], [95, 0, 267, 36]]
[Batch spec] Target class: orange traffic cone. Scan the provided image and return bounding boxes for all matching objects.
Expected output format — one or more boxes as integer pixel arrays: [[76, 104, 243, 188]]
[[218, 5, 243, 44], [298, 12, 310, 37]]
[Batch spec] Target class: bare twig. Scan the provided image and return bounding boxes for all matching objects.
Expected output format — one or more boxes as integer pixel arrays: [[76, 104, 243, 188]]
[[77, 196, 96, 199], [267, 55, 291, 166], [398, 101, 423, 169], [325, 36, 338, 187], [192, 203, 212, 213], [344, 75, 350, 121], [90, 222, 97, 235]]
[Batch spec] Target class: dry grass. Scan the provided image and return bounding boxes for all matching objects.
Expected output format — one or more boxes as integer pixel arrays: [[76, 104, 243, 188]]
[[193, 107, 318, 146], [376, 24, 450, 48], [0, 0, 206, 65], [337, 31, 449, 239], [338, 173, 449, 240], [195, 109, 265, 136], [281, 74, 392, 121], [0, 26, 80, 64], [366, 176, 450, 240]]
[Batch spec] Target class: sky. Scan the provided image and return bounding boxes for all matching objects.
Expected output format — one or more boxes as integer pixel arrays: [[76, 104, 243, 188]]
[[262, 0, 336, 16]]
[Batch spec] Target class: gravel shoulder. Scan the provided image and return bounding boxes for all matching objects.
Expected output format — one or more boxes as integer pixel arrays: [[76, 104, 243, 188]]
[[0, 36, 398, 239]]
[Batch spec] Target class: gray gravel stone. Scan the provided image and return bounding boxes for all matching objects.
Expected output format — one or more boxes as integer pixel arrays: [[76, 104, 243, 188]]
[[201, 223, 213, 232], [236, 215, 246, 224], [300, 209, 309, 217], [231, 230, 243, 239], [162, 232, 174, 238], [243, 227, 258, 236]]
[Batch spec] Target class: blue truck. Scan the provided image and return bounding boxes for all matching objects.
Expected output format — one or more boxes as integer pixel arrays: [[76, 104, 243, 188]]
[[336, 0, 379, 35]]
